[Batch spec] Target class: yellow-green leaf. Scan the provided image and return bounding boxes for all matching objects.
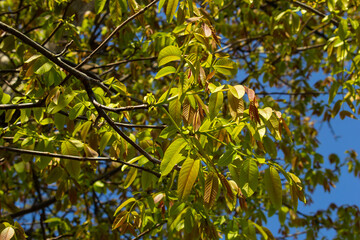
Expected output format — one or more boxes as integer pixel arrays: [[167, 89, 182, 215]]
[[166, 0, 179, 23], [114, 198, 136, 216], [158, 45, 182, 66], [155, 66, 177, 79], [239, 159, 259, 197], [177, 157, 200, 200], [161, 138, 187, 176], [65, 159, 81, 179], [169, 97, 181, 127], [95, 0, 107, 14], [228, 85, 245, 99], [124, 168, 137, 189], [264, 167, 282, 210], [61, 141, 78, 156], [208, 91, 223, 121], [100, 132, 112, 154]]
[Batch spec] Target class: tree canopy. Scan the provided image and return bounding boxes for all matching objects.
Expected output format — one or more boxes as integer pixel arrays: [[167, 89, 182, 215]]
[[1, 0, 360, 239]]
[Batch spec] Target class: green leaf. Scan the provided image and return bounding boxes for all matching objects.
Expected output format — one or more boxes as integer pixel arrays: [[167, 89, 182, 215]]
[[158, 0, 166, 12], [69, 102, 85, 120], [214, 58, 237, 76], [35, 62, 53, 75], [155, 66, 177, 79], [114, 198, 136, 216], [169, 97, 181, 127], [338, 19, 348, 40], [159, 126, 178, 139], [95, 0, 107, 14], [166, 0, 179, 23], [239, 159, 259, 197], [177, 157, 200, 200], [161, 138, 187, 176], [46, 167, 64, 184], [204, 172, 218, 208], [208, 91, 223, 121], [100, 132, 113, 154], [217, 149, 236, 166], [263, 136, 277, 159], [328, 81, 339, 104], [61, 141, 78, 155], [158, 45, 182, 66], [264, 167, 282, 210], [124, 168, 137, 189], [65, 159, 81, 179]]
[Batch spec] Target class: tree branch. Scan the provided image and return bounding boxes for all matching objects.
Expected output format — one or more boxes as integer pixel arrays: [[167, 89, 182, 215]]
[[292, 0, 339, 26], [0, 146, 161, 177], [95, 103, 149, 113], [0, 98, 46, 110]]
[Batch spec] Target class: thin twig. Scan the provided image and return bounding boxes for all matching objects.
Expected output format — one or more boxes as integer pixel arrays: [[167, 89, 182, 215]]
[[90, 57, 157, 70], [41, 21, 64, 46], [0, 146, 161, 177], [131, 222, 166, 240], [54, 40, 73, 57], [292, 0, 339, 26], [76, 0, 159, 69], [96, 103, 149, 113]]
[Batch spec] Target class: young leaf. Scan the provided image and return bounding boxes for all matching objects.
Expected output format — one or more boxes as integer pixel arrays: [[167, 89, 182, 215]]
[[158, 45, 181, 66], [155, 66, 177, 79], [160, 138, 187, 176], [177, 157, 200, 200], [264, 167, 282, 210], [239, 159, 259, 197], [208, 91, 223, 121], [124, 168, 138, 189], [95, 0, 107, 14], [61, 141, 79, 156], [114, 198, 136, 216], [204, 172, 218, 208], [169, 97, 182, 127], [217, 149, 236, 166], [99, 132, 112, 154], [166, 0, 179, 23]]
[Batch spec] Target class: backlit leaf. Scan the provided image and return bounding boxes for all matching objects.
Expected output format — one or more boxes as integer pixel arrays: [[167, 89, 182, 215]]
[[169, 97, 181, 127], [0, 227, 15, 240], [177, 157, 200, 200], [264, 167, 282, 210], [208, 91, 223, 121], [155, 66, 176, 79], [239, 159, 259, 197], [166, 0, 179, 23], [228, 85, 245, 99], [124, 168, 137, 189], [158, 45, 182, 66], [161, 138, 187, 176], [95, 0, 107, 14], [114, 198, 136, 216], [204, 172, 218, 208]]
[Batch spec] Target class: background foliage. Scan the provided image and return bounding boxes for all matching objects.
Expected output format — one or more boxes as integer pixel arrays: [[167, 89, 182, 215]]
[[1, 0, 360, 239]]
